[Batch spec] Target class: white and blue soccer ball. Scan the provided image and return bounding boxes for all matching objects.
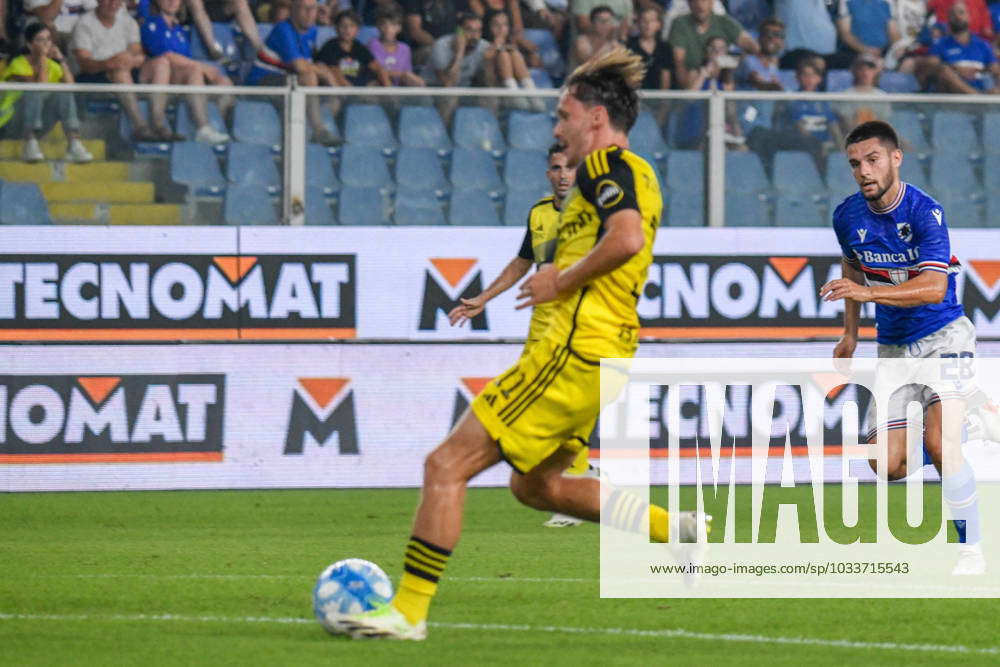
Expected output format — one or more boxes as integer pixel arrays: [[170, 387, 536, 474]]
[[312, 558, 394, 634]]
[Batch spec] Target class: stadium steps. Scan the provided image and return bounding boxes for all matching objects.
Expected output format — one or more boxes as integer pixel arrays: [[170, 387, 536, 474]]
[[65, 161, 132, 182], [108, 203, 182, 225], [42, 181, 154, 204]]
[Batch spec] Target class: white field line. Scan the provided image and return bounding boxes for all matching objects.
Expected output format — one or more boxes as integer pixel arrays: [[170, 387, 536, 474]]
[[0, 611, 996, 656]]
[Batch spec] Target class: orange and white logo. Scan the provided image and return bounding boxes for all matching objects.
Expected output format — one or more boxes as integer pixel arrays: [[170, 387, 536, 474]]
[[284, 377, 358, 454], [420, 258, 487, 331]]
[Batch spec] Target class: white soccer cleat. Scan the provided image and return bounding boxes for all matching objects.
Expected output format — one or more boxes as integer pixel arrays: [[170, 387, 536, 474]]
[[544, 513, 583, 528], [340, 603, 427, 641], [952, 543, 986, 576], [669, 511, 713, 587]]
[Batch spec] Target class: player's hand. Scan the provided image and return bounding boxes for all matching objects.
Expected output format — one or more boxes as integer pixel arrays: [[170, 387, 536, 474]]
[[448, 295, 486, 327], [516, 264, 560, 309], [820, 278, 871, 303], [832, 335, 857, 373]]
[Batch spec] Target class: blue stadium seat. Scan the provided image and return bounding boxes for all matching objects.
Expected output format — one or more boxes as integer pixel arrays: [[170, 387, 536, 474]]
[[528, 67, 554, 89], [937, 195, 982, 227], [395, 191, 447, 226], [171, 142, 226, 198], [118, 99, 171, 155], [774, 151, 824, 194], [726, 151, 770, 194], [900, 157, 930, 192], [826, 69, 851, 92], [175, 100, 227, 146], [449, 189, 501, 225], [315, 26, 337, 51], [932, 111, 978, 156], [232, 100, 282, 150], [930, 153, 979, 200], [224, 183, 278, 225], [880, 71, 919, 93], [774, 195, 825, 227], [889, 110, 930, 156], [304, 186, 335, 225], [726, 192, 770, 226], [504, 187, 549, 226], [736, 100, 775, 136], [984, 114, 1000, 154], [629, 110, 668, 161], [358, 25, 379, 45], [339, 186, 389, 225], [226, 142, 281, 195], [777, 69, 799, 91], [306, 143, 338, 196], [314, 106, 342, 152], [399, 105, 451, 155], [523, 28, 564, 81], [0, 182, 50, 224], [396, 147, 449, 196], [453, 106, 506, 157], [986, 190, 1000, 227], [503, 149, 548, 190], [344, 103, 398, 155], [665, 150, 703, 196], [507, 111, 554, 152], [665, 193, 704, 227], [825, 152, 857, 201], [450, 147, 503, 196], [339, 144, 393, 190], [189, 21, 238, 64], [984, 155, 1000, 190]]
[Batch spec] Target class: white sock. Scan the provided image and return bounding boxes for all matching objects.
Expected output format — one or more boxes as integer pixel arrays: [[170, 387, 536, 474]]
[[503, 78, 519, 89], [518, 77, 536, 89]]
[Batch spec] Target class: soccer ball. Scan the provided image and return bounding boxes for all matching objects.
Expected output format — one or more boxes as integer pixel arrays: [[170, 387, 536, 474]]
[[312, 558, 394, 634]]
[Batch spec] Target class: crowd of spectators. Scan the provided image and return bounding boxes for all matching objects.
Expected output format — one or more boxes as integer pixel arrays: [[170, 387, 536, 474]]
[[0, 0, 999, 161]]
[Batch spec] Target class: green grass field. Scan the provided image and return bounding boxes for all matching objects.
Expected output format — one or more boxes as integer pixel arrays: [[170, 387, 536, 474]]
[[1, 487, 997, 666]]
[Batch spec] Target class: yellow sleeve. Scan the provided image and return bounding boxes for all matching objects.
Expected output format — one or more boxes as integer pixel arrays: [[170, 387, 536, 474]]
[[47, 59, 64, 82], [3, 56, 33, 79]]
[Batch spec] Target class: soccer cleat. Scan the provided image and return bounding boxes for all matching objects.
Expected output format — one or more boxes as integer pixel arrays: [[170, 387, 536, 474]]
[[340, 602, 427, 641], [970, 401, 1000, 444], [669, 511, 713, 587], [544, 513, 583, 528], [952, 543, 986, 576], [65, 139, 93, 164], [22, 138, 43, 162]]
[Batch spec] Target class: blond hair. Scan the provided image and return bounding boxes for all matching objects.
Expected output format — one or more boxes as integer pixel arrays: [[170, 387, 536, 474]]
[[564, 48, 645, 132]]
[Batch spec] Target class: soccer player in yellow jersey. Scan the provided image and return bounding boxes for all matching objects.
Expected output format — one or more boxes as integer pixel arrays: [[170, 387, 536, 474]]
[[448, 143, 590, 528], [341, 48, 709, 641]]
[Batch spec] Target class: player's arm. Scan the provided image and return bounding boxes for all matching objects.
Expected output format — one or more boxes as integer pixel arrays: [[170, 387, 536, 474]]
[[830, 258, 863, 358], [449, 256, 532, 326], [822, 268, 947, 307]]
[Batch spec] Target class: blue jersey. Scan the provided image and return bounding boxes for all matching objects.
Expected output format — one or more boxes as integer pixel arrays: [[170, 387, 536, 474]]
[[930, 34, 996, 89], [141, 15, 192, 59], [246, 20, 316, 85], [832, 182, 964, 345]]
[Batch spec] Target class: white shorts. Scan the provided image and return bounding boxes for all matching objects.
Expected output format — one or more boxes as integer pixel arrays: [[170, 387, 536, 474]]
[[864, 316, 976, 442]]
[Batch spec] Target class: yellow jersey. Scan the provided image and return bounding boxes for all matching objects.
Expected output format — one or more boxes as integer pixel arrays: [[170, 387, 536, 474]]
[[517, 194, 560, 345], [544, 145, 662, 361]]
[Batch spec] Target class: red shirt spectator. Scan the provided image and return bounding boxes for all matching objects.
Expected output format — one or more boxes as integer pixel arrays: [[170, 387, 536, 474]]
[[929, 0, 993, 40]]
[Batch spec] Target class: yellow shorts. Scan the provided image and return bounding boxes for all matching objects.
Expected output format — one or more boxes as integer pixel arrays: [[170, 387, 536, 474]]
[[472, 338, 599, 473]]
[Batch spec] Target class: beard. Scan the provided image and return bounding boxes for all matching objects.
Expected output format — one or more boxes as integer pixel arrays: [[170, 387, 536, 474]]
[[950, 18, 969, 34], [861, 177, 893, 202]]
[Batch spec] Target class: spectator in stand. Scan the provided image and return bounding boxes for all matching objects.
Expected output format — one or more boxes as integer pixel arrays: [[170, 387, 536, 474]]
[[315, 0, 334, 26], [316, 9, 392, 86], [0, 23, 93, 163], [184, 0, 278, 66], [918, 0, 1000, 93], [71, 0, 156, 141], [571, 5, 621, 70], [23, 0, 96, 47], [929, 0, 994, 39], [778, 59, 843, 164], [481, 9, 543, 108], [140, 0, 232, 144], [841, 52, 891, 126], [573, 0, 631, 41], [886, 0, 933, 72], [775, 0, 838, 69], [246, 0, 339, 144], [626, 5, 672, 90], [659, 0, 724, 39], [403, 0, 469, 67], [368, 5, 425, 86], [668, 0, 758, 91], [833, 0, 901, 68], [518, 0, 568, 44], [421, 11, 489, 86], [736, 16, 784, 90], [470, 0, 539, 66]]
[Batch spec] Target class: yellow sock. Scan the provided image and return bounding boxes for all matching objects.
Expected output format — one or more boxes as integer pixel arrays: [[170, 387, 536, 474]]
[[602, 488, 670, 542], [647, 504, 669, 543], [392, 536, 451, 625]]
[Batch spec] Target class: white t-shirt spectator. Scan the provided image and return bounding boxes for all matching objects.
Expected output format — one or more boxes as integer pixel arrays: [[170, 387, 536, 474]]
[[24, 0, 98, 35], [422, 35, 489, 86], [71, 9, 140, 62]]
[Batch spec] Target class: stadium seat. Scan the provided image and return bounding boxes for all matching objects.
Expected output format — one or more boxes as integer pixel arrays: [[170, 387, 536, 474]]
[[984, 155, 1000, 190], [900, 157, 929, 192], [396, 147, 449, 196], [984, 114, 1000, 154], [304, 186, 335, 225], [523, 28, 564, 81], [665, 150, 704, 196], [880, 71, 919, 93], [777, 69, 799, 91], [773, 151, 824, 194], [344, 103, 398, 156], [937, 195, 983, 227], [338, 144, 393, 191], [504, 187, 549, 226], [774, 195, 825, 227], [118, 99, 171, 155], [824, 152, 857, 202], [0, 182, 50, 224], [725, 192, 770, 226], [726, 151, 770, 194], [450, 147, 503, 196], [825, 69, 851, 92], [736, 100, 775, 137], [889, 110, 930, 156], [665, 193, 704, 226], [306, 143, 338, 196], [628, 110, 668, 161], [453, 106, 506, 157], [171, 142, 226, 198], [339, 186, 389, 225], [314, 106, 342, 151], [503, 149, 548, 190], [395, 191, 447, 226], [930, 153, 979, 200], [315, 26, 337, 51], [507, 111, 554, 152], [358, 25, 379, 44], [189, 21, 238, 64], [224, 183, 278, 225], [399, 105, 451, 155], [528, 67, 554, 89], [232, 100, 282, 150], [226, 142, 281, 195], [175, 100, 227, 145], [986, 190, 1000, 227], [932, 111, 979, 156], [449, 189, 501, 225]]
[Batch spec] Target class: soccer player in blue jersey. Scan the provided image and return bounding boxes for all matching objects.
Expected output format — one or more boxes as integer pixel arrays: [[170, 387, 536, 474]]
[[820, 120, 987, 575]]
